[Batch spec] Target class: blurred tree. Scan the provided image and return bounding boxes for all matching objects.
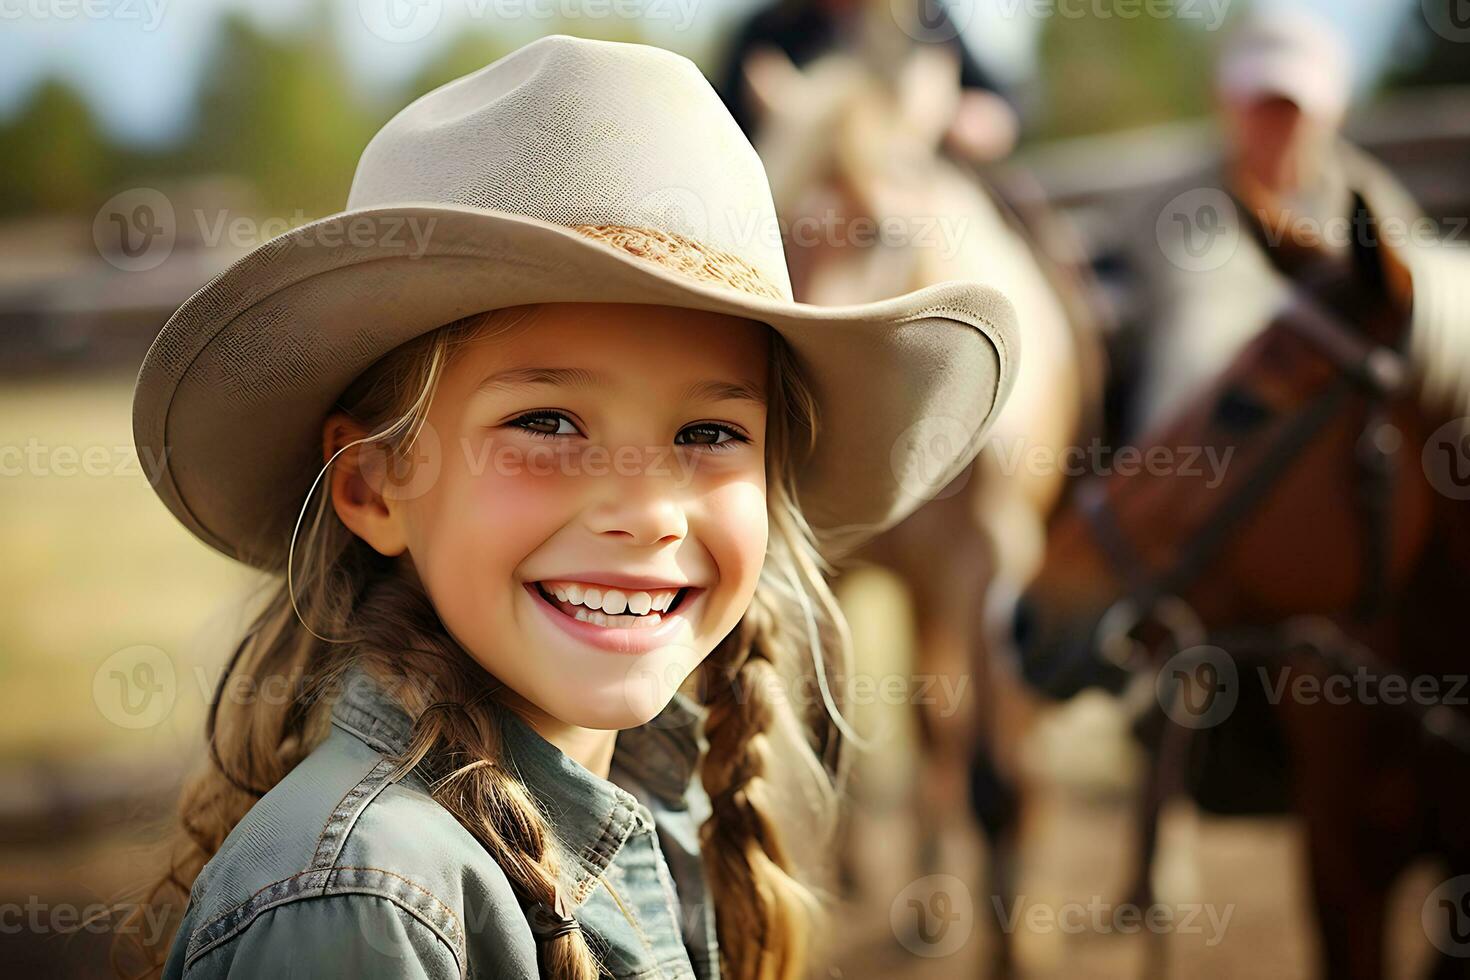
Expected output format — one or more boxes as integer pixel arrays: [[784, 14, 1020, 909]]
[[0, 13, 682, 220], [1034, 0, 1226, 138], [181, 1, 378, 217], [0, 78, 111, 216]]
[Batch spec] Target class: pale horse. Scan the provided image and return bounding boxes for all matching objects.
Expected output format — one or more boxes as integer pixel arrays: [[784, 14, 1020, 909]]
[[741, 33, 1105, 973]]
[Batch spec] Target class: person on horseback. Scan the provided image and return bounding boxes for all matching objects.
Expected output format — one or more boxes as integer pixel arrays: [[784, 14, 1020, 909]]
[[715, 0, 1021, 164], [1123, 7, 1423, 439]]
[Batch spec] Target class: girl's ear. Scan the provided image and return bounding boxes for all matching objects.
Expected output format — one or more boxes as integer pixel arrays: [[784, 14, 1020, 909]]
[[321, 411, 410, 558]]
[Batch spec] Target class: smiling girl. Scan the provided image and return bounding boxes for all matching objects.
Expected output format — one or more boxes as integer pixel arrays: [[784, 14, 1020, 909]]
[[120, 34, 1014, 980]]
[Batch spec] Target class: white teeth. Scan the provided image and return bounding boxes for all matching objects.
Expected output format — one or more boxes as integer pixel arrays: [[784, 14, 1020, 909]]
[[538, 580, 682, 616]]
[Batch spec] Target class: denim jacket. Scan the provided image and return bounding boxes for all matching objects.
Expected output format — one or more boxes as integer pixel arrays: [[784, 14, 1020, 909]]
[[161, 663, 721, 979]]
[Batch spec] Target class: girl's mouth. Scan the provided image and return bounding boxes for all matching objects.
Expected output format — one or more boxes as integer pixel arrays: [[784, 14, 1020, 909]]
[[522, 580, 705, 654], [530, 581, 694, 629]]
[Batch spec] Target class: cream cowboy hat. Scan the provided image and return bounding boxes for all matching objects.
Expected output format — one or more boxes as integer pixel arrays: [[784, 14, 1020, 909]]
[[133, 33, 1017, 568]]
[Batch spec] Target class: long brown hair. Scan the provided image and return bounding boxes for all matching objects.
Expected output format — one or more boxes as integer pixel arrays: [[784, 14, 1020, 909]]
[[114, 289, 853, 980]]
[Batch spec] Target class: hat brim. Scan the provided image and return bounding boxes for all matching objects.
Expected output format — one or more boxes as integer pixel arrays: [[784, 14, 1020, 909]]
[[133, 204, 1017, 568]]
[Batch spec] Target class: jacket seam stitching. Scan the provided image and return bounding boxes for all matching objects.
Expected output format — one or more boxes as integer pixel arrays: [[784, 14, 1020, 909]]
[[330, 712, 409, 757], [183, 871, 466, 978], [573, 797, 638, 904], [308, 756, 398, 875]]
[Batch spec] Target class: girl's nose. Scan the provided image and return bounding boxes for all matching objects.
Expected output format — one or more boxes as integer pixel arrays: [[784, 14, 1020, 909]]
[[588, 486, 689, 547]]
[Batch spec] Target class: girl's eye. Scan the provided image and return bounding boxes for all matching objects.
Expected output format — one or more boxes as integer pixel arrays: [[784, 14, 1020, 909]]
[[676, 423, 750, 453], [504, 413, 749, 452], [507, 411, 579, 440]]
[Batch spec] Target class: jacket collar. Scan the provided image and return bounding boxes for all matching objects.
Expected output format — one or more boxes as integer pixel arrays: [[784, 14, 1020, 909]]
[[328, 662, 706, 900]]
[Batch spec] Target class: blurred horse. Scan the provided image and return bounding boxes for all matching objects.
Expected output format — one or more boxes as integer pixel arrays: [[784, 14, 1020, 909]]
[[740, 34, 1105, 973], [1012, 186, 1470, 979]]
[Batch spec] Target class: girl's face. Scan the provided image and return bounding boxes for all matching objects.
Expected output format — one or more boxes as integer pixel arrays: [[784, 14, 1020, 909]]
[[367, 303, 770, 732]]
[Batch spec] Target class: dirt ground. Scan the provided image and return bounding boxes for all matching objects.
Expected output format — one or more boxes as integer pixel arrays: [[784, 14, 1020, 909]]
[[807, 568, 1449, 980], [812, 720, 1446, 980]]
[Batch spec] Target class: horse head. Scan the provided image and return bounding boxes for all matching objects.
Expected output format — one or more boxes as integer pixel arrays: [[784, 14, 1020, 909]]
[[1010, 186, 1450, 700]]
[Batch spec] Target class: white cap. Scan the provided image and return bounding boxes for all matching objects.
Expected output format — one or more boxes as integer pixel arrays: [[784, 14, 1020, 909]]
[[1217, 7, 1353, 121]]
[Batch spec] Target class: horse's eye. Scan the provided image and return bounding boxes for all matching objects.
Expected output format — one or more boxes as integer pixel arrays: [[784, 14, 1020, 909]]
[[1212, 385, 1272, 432]]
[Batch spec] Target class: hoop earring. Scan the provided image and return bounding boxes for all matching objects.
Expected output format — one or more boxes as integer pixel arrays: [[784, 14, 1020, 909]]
[[287, 348, 445, 642], [286, 432, 386, 644]]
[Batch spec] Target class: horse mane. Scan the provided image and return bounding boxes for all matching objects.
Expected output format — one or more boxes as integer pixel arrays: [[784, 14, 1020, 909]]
[[1404, 241, 1470, 425]]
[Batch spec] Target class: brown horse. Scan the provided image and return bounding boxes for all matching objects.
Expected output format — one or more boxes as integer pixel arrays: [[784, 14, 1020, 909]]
[[1012, 187, 1470, 979]]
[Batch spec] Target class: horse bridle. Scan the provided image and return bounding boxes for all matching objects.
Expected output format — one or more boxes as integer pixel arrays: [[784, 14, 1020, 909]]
[[1080, 278, 1405, 652], [1075, 264, 1470, 753]]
